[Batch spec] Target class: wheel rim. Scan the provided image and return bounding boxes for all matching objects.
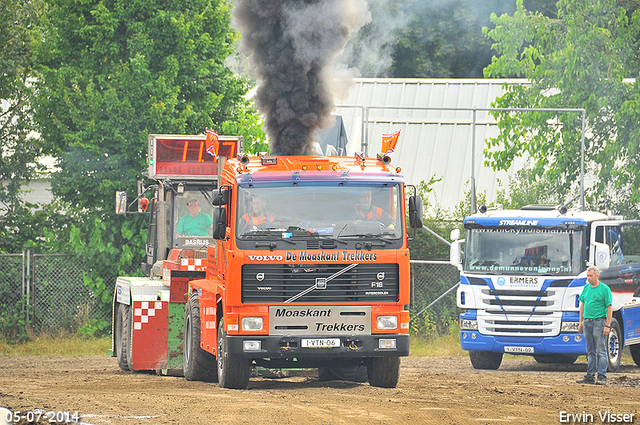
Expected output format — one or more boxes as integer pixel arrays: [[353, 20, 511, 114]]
[[608, 327, 620, 364], [113, 306, 122, 360], [217, 323, 224, 375], [185, 314, 192, 365]]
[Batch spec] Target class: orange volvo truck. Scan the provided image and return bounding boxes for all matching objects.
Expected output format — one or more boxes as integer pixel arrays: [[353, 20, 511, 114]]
[[112, 133, 424, 389]]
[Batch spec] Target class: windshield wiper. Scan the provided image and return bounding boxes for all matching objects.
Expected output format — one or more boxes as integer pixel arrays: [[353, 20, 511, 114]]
[[339, 233, 395, 245]]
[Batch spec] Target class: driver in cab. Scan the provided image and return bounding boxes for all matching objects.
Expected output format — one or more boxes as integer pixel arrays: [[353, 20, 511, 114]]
[[176, 198, 213, 237], [242, 195, 275, 230], [354, 190, 395, 229]]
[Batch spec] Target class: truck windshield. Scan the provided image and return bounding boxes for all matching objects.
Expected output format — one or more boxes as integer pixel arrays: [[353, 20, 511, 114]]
[[236, 185, 402, 240], [463, 227, 583, 275], [171, 189, 215, 249]]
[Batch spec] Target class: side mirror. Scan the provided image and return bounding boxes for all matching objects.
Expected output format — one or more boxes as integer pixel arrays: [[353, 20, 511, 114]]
[[408, 195, 424, 229], [212, 206, 227, 239], [594, 242, 610, 271], [212, 188, 229, 206], [450, 239, 463, 270], [116, 191, 127, 215]]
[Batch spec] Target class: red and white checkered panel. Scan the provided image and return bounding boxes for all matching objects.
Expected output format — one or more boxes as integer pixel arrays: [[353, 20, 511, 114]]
[[133, 301, 164, 330], [180, 258, 206, 271], [131, 300, 168, 370]]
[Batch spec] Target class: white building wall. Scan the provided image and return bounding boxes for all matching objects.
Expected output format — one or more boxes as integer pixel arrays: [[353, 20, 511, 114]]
[[334, 78, 530, 212]]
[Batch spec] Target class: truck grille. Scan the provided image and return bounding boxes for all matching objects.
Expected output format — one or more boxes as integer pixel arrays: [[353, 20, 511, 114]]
[[475, 287, 562, 336], [242, 263, 399, 303]]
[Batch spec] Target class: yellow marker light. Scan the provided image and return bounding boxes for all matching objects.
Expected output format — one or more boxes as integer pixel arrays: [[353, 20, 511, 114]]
[[396, 167, 402, 173], [302, 165, 308, 171], [332, 165, 338, 171], [317, 165, 323, 170]]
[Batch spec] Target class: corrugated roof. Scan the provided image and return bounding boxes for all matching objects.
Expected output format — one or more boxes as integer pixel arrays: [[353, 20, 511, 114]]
[[334, 78, 530, 212]]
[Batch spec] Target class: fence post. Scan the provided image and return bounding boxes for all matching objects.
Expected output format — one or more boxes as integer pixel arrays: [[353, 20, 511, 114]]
[[26, 248, 33, 327]]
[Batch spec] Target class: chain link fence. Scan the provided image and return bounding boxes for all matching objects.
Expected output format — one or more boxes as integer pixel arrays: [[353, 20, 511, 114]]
[[0, 251, 140, 336], [1, 252, 460, 336], [410, 260, 460, 333]]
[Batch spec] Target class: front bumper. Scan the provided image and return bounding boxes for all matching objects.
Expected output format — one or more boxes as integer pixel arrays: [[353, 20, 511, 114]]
[[227, 334, 409, 362], [460, 330, 587, 355]]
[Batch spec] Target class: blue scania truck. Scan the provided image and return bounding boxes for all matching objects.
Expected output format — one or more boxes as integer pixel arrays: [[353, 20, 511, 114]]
[[450, 205, 640, 370]]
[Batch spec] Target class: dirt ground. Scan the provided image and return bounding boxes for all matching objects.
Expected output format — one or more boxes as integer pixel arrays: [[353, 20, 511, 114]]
[[1, 355, 640, 425]]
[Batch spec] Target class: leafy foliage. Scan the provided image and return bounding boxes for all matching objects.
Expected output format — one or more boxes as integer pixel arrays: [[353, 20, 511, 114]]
[[24, 0, 263, 318], [391, 0, 515, 78], [483, 0, 640, 206], [346, 0, 558, 78], [33, 0, 257, 212], [0, 0, 48, 252]]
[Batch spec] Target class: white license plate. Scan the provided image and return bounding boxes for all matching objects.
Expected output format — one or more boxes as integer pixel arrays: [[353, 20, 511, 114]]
[[301, 338, 340, 348], [504, 346, 534, 354]]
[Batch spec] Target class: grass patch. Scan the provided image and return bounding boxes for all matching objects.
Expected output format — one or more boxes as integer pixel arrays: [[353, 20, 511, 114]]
[[0, 333, 111, 357], [410, 324, 465, 357]]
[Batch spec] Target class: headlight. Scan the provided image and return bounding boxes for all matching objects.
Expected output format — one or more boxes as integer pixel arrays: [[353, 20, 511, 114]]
[[460, 318, 478, 330], [561, 321, 580, 333], [241, 317, 263, 331], [377, 315, 398, 330]]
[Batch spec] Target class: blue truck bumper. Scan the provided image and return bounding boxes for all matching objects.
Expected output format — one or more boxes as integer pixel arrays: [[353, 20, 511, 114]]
[[460, 331, 587, 355], [459, 311, 587, 355]]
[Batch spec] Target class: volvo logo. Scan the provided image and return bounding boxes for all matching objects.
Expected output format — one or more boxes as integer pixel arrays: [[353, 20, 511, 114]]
[[256, 273, 265, 282], [377, 272, 386, 281]]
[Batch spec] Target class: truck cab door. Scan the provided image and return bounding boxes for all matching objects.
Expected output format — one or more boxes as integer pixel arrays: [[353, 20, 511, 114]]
[[591, 221, 621, 270]]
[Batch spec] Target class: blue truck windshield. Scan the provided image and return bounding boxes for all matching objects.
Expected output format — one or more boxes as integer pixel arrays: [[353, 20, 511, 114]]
[[463, 227, 583, 275], [236, 185, 402, 240]]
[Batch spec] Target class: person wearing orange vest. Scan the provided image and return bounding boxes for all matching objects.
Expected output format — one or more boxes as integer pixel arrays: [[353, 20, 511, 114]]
[[353, 190, 394, 229], [241, 195, 275, 230]]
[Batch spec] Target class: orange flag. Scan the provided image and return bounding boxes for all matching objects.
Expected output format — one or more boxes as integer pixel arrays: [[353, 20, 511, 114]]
[[205, 128, 220, 160], [381, 130, 401, 154]]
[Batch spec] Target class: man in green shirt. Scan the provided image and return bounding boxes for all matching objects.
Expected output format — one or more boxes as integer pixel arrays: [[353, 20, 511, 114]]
[[176, 199, 213, 236], [576, 266, 613, 385]]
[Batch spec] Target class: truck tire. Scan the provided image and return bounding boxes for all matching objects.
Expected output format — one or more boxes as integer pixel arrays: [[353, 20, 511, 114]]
[[367, 357, 400, 388], [607, 317, 622, 372], [114, 303, 130, 372], [183, 294, 218, 382], [469, 351, 503, 370], [318, 366, 368, 383], [217, 319, 251, 389], [630, 344, 640, 367], [533, 354, 578, 364]]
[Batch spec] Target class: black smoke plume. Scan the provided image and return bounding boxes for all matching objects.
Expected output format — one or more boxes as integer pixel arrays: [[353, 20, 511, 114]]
[[233, 0, 370, 155]]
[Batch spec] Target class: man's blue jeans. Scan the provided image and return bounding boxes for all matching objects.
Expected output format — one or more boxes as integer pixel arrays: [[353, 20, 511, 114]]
[[583, 318, 608, 380]]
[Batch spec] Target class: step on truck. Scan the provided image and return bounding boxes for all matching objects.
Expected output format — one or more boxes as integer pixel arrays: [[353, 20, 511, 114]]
[[450, 204, 640, 370], [112, 133, 424, 389]]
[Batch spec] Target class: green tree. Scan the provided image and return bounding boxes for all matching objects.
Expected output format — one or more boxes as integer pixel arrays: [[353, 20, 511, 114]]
[[34, 0, 258, 213], [483, 0, 640, 206], [346, 0, 558, 79], [29, 0, 264, 286], [391, 0, 515, 78], [0, 0, 48, 252]]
